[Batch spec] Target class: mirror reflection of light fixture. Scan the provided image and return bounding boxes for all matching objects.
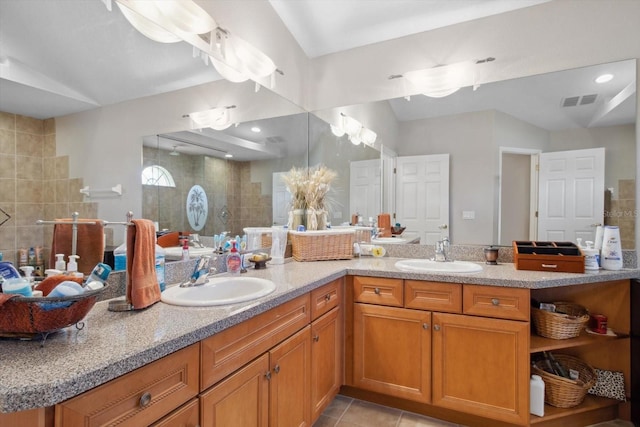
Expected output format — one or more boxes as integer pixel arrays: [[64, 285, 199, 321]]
[[332, 113, 377, 147], [169, 145, 180, 156], [186, 105, 236, 131], [391, 57, 495, 98], [107, 0, 280, 85]]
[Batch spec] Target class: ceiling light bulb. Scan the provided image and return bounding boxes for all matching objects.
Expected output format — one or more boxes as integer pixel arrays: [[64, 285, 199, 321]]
[[595, 73, 614, 84], [224, 153, 233, 158], [251, 126, 261, 133]]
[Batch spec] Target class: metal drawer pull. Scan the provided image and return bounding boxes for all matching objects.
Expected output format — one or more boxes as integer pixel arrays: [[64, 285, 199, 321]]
[[325, 294, 331, 301], [374, 287, 380, 295], [433, 325, 441, 331], [422, 323, 429, 330], [139, 392, 152, 408], [313, 335, 320, 342], [274, 364, 280, 374], [491, 298, 500, 306], [542, 264, 558, 269], [265, 371, 271, 380]]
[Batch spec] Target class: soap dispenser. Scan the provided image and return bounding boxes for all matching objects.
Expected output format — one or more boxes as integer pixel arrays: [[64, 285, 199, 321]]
[[226, 240, 242, 275], [67, 255, 80, 277], [55, 254, 66, 271]]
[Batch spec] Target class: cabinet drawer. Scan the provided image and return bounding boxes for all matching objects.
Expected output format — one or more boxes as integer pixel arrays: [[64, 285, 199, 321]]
[[405, 280, 462, 313], [353, 276, 403, 307], [150, 398, 199, 427], [311, 278, 342, 320], [463, 285, 529, 321], [201, 294, 310, 390], [55, 344, 199, 427]]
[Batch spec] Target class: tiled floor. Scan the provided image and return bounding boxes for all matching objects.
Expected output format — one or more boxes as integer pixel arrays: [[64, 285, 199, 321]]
[[313, 395, 635, 427]]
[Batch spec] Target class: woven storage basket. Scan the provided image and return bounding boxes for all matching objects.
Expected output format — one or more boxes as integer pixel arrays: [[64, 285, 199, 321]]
[[532, 354, 597, 408], [0, 283, 107, 336], [531, 302, 589, 339], [290, 230, 355, 261]]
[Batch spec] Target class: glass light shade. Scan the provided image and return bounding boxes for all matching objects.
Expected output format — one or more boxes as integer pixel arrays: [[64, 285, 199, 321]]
[[330, 124, 345, 137], [210, 56, 249, 82], [152, 0, 216, 35], [404, 60, 475, 98], [342, 115, 362, 135], [349, 135, 362, 146], [229, 33, 277, 80], [116, 3, 182, 43], [359, 127, 377, 146], [190, 108, 232, 130]]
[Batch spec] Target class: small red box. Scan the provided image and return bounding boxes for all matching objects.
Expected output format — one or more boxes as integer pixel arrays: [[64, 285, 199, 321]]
[[589, 314, 608, 334]]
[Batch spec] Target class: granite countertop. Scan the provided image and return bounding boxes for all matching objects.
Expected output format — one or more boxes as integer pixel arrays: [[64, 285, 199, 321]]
[[1, 257, 638, 413]]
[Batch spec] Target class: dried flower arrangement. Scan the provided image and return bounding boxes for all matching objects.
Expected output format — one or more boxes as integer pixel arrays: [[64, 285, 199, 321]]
[[281, 165, 338, 229]]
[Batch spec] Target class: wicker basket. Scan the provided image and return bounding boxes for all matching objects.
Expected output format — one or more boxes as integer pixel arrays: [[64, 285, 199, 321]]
[[0, 283, 107, 336], [532, 302, 589, 339], [532, 354, 597, 408], [290, 230, 355, 261]]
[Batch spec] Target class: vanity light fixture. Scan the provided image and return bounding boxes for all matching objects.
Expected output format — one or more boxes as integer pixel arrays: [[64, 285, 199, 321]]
[[391, 57, 495, 98], [332, 113, 377, 147], [169, 145, 180, 156], [595, 73, 614, 84], [185, 105, 236, 131], [104, 0, 281, 86]]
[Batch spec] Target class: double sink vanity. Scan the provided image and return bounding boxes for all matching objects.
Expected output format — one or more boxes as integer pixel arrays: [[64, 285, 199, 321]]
[[0, 255, 638, 427]]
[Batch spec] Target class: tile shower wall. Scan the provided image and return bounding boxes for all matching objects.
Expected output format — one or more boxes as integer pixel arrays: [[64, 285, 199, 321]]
[[0, 111, 98, 268]]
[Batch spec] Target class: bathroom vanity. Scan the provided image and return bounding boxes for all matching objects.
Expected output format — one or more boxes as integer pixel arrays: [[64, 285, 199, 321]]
[[0, 258, 637, 427]]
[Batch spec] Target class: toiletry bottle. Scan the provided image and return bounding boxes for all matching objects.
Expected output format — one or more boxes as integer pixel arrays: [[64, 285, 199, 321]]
[[113, 228, 128, 271], [226, 240, 242, 275], [67, 255, 80, 274], [181, 239, 190, 261], [55, 254, 66, 271], [155, 242, 166, 291], [530, 375, 545, 417]]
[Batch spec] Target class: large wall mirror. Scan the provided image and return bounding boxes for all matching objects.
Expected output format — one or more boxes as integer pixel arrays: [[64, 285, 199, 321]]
[[319, 59, 636, 248]]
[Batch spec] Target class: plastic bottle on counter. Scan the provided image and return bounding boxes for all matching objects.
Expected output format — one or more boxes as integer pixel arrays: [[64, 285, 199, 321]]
[[113, 228, 128, 271], [155, 243, 166, 292], [530, 375, 545, 417], [181, 239, 190, 261], [226, 240, 241, 275]]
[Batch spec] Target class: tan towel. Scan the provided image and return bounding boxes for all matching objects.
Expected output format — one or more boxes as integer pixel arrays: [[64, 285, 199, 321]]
[[50, 219, 105, 275], [377, 213, 392, 237], [126, 219, 160, 310]]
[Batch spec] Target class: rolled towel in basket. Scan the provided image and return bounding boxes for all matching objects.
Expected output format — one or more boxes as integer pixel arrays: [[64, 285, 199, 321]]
[[126, 219, 161, 310], [49, 219, 105, 275]]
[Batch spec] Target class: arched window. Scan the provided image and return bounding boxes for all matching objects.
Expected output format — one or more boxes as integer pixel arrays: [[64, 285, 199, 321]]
[[141, 165, 176, 187]]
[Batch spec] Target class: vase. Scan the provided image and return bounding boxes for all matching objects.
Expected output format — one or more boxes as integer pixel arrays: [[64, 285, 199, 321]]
[[316, 209, 328, 230], [306, 209, 318, 231]]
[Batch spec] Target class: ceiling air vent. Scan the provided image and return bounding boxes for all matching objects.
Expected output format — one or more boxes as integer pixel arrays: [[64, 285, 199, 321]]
[[561, 94, 598, 107]]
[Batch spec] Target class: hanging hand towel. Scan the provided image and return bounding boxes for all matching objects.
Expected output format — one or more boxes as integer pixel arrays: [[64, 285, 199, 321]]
[[49, 219, 105, 275], [126, 219, 161, 310]]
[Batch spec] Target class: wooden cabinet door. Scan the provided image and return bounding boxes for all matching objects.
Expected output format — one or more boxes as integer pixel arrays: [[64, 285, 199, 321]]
[[269, 325, 312, 427], [353, 303, 431, 403], [151, 398, 199, 427], [431, 312, 529, 426], [311, 307, 342, 423], [200, 353, 269, 427]]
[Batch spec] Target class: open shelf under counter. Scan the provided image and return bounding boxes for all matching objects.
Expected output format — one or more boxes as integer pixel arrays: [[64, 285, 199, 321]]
[[530, 329, 630, 353], [529, 395, 621, 425]]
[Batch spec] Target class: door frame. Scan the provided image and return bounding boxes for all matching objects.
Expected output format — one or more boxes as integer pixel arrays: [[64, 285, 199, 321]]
[[497, 147, 541, 245]]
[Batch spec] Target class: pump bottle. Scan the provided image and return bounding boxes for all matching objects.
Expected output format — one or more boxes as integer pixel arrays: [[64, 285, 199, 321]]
[[226, 240, 241, 275]]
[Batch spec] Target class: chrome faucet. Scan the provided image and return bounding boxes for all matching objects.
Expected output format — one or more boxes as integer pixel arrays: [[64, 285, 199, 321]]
[[434, 237, 452, 262], [180, 255, 217, 287]]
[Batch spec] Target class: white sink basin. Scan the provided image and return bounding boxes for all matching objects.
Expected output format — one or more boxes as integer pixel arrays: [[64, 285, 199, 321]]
[[161, 276, 276, 307], [395, 259, 483, 274], [372, 237, 407, 244]]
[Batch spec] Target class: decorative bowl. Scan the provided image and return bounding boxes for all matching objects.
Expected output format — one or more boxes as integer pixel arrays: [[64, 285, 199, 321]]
[[390, 226, 405, 235]]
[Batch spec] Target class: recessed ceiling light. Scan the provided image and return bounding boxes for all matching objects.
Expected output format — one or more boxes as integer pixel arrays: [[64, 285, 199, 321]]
[[595, 73, 613, 84], [225, 153, 233, 158], [251, 126, 261, 133]]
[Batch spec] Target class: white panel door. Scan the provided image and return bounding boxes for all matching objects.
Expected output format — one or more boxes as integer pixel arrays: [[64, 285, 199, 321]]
[[349, 159, 381, 222], [396, 154, 449, 245], [537, 148, 604, 242], [272, 172, 291, 226]]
